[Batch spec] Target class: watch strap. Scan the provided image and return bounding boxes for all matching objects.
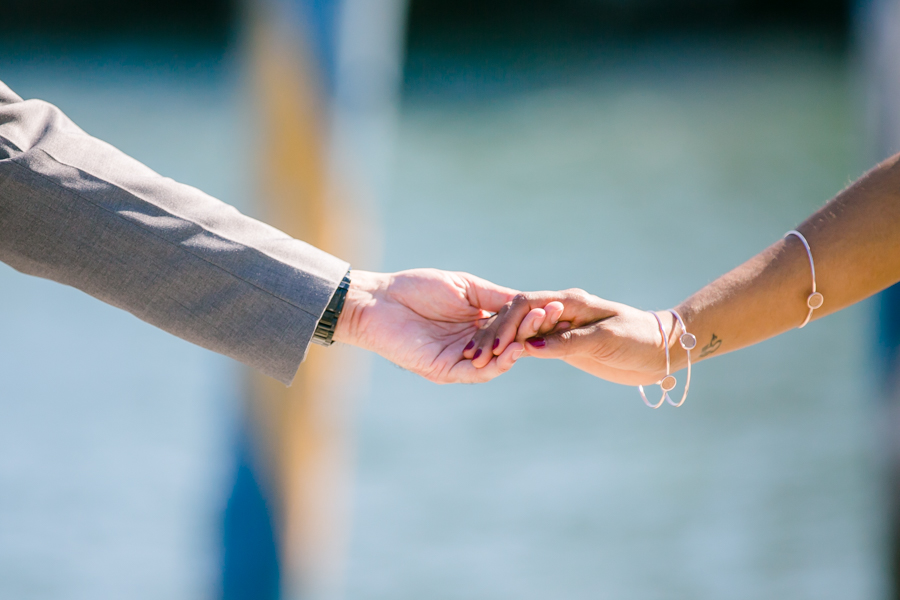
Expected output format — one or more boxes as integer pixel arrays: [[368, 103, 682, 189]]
[[312, 271, 351, 346]]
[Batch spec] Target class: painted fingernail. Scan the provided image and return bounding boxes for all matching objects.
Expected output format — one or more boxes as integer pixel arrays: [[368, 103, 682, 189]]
[[527, 337, 546, 348], [464, 340, 475, 351], [474, 348, 483, 359], [492, 338, 500, 350], [512, 349, 524, 361]]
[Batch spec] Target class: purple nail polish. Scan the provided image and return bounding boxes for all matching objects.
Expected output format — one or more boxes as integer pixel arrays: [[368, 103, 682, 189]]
[[473, 349, 483, 359], [527, 337, 546, 348], [492, 338, 500, 350], [464, 341, 475, 351]]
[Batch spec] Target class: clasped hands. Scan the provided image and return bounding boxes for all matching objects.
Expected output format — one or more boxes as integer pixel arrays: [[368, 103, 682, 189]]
[[334, 268, 686, 386]]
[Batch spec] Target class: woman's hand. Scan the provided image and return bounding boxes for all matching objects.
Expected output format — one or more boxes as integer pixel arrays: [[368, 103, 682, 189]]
[[469, 289, 680, 386]]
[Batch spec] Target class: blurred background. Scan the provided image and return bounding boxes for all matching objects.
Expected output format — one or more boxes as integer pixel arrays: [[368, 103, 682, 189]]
[[0, 0, 898, 598]]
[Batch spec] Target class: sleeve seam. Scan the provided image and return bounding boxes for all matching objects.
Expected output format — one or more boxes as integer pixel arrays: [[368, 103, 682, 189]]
[[4, 152, 332, 321]]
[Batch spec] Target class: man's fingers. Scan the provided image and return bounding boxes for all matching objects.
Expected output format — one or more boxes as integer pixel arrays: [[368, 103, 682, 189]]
[[494, 341, 525, 374], [460, 273, 520, 313], [518, 308, 547, 341], [540, 302, 565, 333]]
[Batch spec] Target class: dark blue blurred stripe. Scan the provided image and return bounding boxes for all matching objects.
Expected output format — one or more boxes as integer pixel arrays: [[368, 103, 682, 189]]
[[222, 431, 281, 600], [221, 3, 342, 596], [877, 283, 900, 385]]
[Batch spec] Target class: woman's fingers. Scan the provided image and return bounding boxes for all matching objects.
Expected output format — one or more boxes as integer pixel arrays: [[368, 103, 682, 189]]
[[470, 310, 510, 368], [476, 301, 559, 365], [551, 320, 572, 334], [465, 297, 554, 367], [462, 315, 495, 362], [490, 292, 566, 353], [474, 302, 563, 367], [450, 341, 525, 383], [458, 292, 672, 387], [464, 290, 621, 370]]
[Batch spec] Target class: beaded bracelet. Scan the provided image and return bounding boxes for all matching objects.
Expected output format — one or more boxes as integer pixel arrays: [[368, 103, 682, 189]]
[[666, 309, 696, 407], [784, 229, 823, 328], [638, 311, 675, 409]]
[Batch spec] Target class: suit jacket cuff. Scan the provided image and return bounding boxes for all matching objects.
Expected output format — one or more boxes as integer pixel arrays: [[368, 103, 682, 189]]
[[0, 79, 350, 386]]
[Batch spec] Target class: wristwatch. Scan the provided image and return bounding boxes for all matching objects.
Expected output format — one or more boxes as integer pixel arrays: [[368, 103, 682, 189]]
[[312, 270, 351, 346]]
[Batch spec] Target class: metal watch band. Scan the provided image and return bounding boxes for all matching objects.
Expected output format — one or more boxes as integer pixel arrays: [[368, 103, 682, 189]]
[[312, 271, 351, 346]]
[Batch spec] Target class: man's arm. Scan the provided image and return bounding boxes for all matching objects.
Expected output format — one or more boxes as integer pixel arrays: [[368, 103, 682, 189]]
[[0, 81, 524, 385], [0, 80, 348, 385]]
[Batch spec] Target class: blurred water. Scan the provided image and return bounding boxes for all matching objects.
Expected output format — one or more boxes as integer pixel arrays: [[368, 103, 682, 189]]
[[346, 36, 885, 599], [0, 44, 246, 599], [0, 31, 885, 600]]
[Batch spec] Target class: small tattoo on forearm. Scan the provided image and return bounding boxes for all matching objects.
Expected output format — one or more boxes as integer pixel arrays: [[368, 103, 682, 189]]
[[699, 333, 722, 358]]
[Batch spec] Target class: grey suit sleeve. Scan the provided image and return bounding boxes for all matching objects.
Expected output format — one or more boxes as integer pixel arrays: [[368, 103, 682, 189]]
[[0, 80, 349, 385]]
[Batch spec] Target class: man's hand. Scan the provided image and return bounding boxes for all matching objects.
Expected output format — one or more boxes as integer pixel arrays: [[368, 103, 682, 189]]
[[333, 269, 525, 383]]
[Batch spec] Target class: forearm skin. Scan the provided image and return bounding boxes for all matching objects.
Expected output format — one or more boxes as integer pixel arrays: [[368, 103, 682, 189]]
[[670, 153, 900, 370]]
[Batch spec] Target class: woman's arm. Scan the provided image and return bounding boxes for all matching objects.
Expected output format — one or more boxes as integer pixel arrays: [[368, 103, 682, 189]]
[[673, 152, 900, 369], [479, 152, 900, 386]]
